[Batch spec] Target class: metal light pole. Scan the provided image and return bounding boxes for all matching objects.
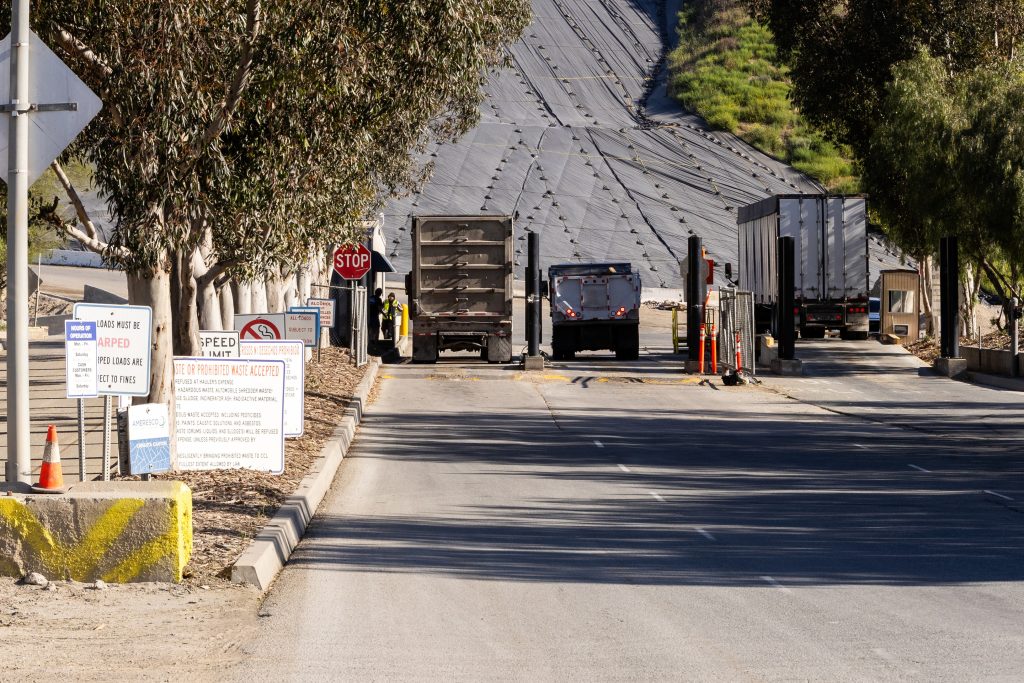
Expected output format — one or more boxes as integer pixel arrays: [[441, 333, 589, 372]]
[[6, 0, 32, 483]]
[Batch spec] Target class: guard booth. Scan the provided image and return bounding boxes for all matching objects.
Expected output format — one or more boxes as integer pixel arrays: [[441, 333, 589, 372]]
[[880, 269, 920, 341]]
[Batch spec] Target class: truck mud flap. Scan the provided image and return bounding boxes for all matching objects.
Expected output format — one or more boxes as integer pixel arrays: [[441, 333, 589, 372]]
[[412, 335, 439, 363], [487, 333, 513, 363]]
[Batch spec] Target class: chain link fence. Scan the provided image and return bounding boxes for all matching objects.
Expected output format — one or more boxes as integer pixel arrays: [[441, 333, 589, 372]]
[[351, 285, 368, 367], [718, 289, 756, 375]]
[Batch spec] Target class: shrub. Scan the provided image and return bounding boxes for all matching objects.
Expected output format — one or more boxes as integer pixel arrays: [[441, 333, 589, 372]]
[[668, 0, 859, 191]]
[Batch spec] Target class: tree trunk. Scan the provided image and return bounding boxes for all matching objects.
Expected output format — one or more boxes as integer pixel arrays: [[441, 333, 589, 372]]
[[198, 277, 222, 331], [126, 266, 174, 409], [251, 276, 269, 312], [232, 279, 252, 315], [266, 267, 286, 313], [219, 280, 235, 330], [170, 248, 201, 356], [959, 262, 978, 339], [919, 254, 937, 337], [283, 271, 298, 310]]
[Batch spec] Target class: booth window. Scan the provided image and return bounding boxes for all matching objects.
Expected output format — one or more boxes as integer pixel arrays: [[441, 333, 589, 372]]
[[888, 290, 914, 313]]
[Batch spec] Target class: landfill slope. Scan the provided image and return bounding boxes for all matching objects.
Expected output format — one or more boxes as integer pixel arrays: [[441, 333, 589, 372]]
[[384, 0, 905, 289]]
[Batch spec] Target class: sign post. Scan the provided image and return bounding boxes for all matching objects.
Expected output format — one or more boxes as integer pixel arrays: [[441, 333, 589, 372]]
[[306, 298, 336, 362], [235, 313, 286, 341], [333, 245, 372, 368], [332, 244, 372, 281], [199, 330, 240, 358], [65, 320, 98, 481], [3, 6, 103, 482], [73, 304, 153, 480]]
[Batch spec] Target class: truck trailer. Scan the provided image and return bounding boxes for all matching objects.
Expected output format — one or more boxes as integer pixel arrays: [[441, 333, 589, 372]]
[[737, 195, 870, 340], [548, 262, 641, 360], [408, 215, 514, 363]]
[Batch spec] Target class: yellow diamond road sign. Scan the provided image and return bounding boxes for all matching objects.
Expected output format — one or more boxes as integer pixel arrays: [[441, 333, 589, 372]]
[[0, 31, 102, 184]]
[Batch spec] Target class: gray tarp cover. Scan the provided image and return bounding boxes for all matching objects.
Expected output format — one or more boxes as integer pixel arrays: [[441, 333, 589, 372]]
[[384, 0, 908, 291]]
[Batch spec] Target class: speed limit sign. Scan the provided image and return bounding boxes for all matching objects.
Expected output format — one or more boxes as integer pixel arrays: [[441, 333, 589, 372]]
[[333, 244, 372, 280]]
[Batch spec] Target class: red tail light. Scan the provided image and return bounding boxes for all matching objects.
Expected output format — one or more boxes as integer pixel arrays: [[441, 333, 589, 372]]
[[614, 306, 627, 317]]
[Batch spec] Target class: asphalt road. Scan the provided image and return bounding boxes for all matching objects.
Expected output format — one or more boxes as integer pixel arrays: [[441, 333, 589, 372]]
[[233, 339, 1024, 681]]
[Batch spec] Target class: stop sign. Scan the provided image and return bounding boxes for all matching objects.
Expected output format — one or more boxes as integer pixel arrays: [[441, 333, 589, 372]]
[[332, 244, 372, 280]]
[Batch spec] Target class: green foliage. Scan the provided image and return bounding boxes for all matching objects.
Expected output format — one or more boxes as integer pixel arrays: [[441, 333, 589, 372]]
[[0, 191, 66, 295], [864, 50, 1024, 299], [749, 0, 1024, 158], [669, 0, 856, 190], [7, 1, 531, 281]]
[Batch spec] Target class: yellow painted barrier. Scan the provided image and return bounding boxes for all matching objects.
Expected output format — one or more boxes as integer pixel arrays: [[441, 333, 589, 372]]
[[400, 302, 410, 337], [0, 481, 192, 583]]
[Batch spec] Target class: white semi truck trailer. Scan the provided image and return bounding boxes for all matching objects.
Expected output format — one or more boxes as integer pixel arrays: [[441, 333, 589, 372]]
[[737, 195, 870, 340]]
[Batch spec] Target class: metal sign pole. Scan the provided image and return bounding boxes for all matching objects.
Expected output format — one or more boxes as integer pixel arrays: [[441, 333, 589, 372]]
[[101, 395, 111, 481], [77, 398, 86, 481], [5, 0, 32, 483]]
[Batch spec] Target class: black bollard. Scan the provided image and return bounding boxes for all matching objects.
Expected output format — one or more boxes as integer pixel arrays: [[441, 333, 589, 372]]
[[687, 235, 705, 363], [528, 232, 541, 358], [777, 236, 796, 360]]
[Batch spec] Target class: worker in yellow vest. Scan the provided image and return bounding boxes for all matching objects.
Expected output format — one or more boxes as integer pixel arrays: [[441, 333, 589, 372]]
[[381, 292, 402, 340]]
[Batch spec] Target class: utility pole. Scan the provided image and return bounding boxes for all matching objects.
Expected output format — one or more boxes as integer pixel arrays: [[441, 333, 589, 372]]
[[6, 0, 31, 483]]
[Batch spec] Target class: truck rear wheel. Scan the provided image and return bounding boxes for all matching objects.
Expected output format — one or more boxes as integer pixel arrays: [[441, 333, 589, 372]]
[[614, 325, 640, 360]]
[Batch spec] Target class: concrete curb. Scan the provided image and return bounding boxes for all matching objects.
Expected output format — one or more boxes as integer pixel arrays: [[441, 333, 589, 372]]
[[965, 371, 1024, 392], [231, 356, 382, 591]]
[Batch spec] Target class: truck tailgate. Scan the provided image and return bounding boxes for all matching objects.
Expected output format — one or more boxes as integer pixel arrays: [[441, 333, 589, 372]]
[[413, 216, 513, 317]]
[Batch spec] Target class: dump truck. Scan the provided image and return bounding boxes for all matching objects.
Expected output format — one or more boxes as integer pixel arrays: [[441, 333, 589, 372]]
[[737, 195, 870, 340], [548, 262, 641, 360], [408, 215, 514, 363]]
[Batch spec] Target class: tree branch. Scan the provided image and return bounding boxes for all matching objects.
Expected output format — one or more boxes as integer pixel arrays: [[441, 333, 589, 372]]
[[50, 160, 98, 240], [38, 197, 128, 259], [53, 26, 123, 127], [201, 0, 262, 147], [54, 26, 112, 78]]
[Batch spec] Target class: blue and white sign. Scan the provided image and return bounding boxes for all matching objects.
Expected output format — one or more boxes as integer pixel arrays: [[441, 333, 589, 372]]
[[64, 320, 98, 398], [127, 403, 172, 475], [287, 307, 320, 347]]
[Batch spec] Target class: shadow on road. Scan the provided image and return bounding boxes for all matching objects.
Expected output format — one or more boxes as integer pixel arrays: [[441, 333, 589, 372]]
[[290, 399, 1024, 587]]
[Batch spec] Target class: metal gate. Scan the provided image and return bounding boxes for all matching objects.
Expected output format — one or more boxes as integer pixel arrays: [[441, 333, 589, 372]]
[[350, 285, 368, 367], [718, 289, 756, 375]]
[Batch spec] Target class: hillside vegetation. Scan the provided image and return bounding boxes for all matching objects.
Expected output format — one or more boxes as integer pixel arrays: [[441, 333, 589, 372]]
[[668, 0, 859, 192]]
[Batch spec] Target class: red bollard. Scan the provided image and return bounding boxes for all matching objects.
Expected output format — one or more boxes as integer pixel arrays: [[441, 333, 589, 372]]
[[711, 324, 718, 374], [699, 323, 706, 374], [735, 331, 742, 371]]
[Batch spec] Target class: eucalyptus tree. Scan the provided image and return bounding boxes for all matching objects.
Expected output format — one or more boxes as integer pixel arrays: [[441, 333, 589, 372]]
[[23, 0, 530, 403]]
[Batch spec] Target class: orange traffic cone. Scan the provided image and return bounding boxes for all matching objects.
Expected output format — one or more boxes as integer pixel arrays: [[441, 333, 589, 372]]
[[32, 425, 67, 494]]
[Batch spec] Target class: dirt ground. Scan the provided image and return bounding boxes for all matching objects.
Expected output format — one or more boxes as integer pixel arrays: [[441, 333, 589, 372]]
[[0, 576, 260, 681], [0, 347, 375, 680]]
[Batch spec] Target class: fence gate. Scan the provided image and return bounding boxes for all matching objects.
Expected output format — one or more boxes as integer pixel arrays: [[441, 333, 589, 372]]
[[350, 285, 368, 367], [718, 289, 756, 375]]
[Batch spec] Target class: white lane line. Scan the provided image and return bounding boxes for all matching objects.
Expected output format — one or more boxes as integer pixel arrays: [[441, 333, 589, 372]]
[[760, 575, 792, 594], [696, 528, 716, 541], [854, 444, 868, 450], [984, 490, 1014, 501], [594, 440, 604, 448], [649, 492, 665, 503], [617, 463, 631, 473], [908, 464, 931, 473]]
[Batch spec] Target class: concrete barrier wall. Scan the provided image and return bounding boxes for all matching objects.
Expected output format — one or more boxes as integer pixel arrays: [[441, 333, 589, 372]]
[[0, 481, 192, 583], [41, 249, 109, 268], [962, 345, 1021, 377]]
